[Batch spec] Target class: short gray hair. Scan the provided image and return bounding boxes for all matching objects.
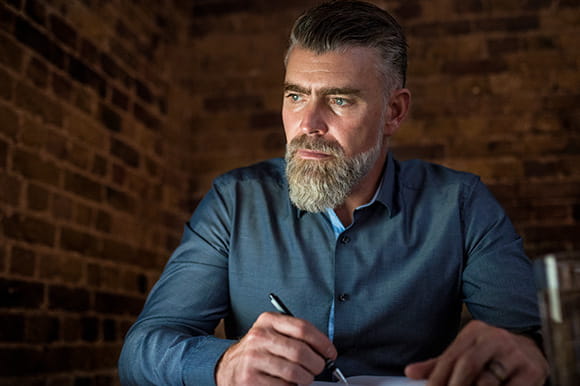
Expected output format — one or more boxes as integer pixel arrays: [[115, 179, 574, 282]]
[[286, 0, 407, 93]]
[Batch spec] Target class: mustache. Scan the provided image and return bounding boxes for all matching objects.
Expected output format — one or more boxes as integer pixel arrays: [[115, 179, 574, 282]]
[[287, 135, 344, 157]]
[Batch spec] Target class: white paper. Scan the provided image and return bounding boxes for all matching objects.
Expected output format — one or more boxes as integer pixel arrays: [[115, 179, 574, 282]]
[[309, 375, 427, 385]]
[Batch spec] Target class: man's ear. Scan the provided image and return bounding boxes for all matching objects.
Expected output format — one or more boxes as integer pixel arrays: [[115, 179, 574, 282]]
[[384, 88, 411, 136]]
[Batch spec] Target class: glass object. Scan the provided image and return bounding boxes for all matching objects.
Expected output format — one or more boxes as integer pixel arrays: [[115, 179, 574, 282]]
[[534, 252, 580, 386]]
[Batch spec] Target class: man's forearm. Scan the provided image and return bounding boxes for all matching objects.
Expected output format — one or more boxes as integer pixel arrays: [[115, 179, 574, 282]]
[[119, 321, 236, 386]]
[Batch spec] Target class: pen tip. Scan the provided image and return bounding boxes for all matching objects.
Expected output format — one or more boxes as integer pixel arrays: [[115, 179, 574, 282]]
[[333, 368, 349, 384]]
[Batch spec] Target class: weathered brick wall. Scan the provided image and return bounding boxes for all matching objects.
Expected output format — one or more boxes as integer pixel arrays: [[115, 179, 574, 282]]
[[0, 0, 196, 383], [0, 0, 578, 383]]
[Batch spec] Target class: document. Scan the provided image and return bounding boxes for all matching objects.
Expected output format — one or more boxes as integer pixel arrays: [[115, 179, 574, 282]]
[[310, 375, 427, 385]]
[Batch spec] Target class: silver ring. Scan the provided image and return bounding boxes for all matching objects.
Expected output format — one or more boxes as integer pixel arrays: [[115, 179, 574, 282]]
[[486, 360, 508, 383]]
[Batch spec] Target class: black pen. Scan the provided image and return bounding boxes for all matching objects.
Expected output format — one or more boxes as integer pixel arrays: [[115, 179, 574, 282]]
[[268, 293, 349, 384]]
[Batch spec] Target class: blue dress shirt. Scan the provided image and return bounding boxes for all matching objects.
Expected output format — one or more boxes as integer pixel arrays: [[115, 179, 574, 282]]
[[118, 153, 540, 385]]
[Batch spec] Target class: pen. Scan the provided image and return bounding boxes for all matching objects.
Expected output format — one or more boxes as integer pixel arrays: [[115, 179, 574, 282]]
[[268, 293, 349, 384]]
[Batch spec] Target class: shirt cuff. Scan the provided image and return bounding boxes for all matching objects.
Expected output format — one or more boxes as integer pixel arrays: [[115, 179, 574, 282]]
[[182, 336, 236, 386]]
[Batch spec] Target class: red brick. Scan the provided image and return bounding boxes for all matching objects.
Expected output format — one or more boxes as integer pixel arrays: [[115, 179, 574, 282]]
[[250, 110, 282, 130], [27, 183, 49, 211], [14, 82, 63, 126], [111, 87, 129, 110], [12, 148, 60, 187], [106, 186, 135, 213], [473, 15, 540, 32], [87, 263, 120, 290], [392, 144, 446, 160], [49, 14, 77, 49], [91, 154, 107, 177], [10, 246, 36, 277], [94, 291, 144, 315], [0, 346, 43, 376], [95, 210, 111, 233], [2, 213, 56, 246], [14, 16, 65, 69], [454, 0, 483, 13], [64, 170, 102, 202], [60, 226, 100, 257], [101, 238, 136, 264], [0, 102, 19, 140], [80, 316, 99, 342], [523, 224, 580, 244], [72, 86, 94, 114], [0, 277, 44, 309], [520, 181, 580, 199], [66, 142, 91, 170], [52, 193, 73, 220], [0, 138, 7, 169], [25, 315, 60, 343], [99, 103, 122, 132], [0, 67, 13, 100], [74, 202, 94, 226], [0, 33, 23, 71], [52, 72, 73, 101], [110, 138, 140, 168], [0, 313, 25, 341], [81, 39, 99, 65], [443, 59, 507, 75], [62, 316, 81, 342], [38, 253, 83, 284], [24, 0, 47, 26], [102, 318, 116, 341], [0, 244, 5, 272], [133, 103, 160, 131], [135, 80, 153, 104], [48, 284, 90, 312], [0, 172, 22, 206], [26, 56, 49, 88]]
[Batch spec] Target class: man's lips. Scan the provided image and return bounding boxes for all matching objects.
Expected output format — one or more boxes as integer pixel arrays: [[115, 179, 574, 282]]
[[296, 149, 333, 160]]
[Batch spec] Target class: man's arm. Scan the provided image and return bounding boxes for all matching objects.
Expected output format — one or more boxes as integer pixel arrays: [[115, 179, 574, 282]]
[[118, 183, 237, 385], [406, 178, 549, 385]]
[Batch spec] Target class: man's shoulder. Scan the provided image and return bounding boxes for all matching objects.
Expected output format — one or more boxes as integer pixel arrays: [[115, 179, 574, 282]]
[[214, 158, 286, 187], [396, 158, 480, 190]]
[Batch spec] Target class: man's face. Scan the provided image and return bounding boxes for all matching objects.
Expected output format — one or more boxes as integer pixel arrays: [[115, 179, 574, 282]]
[[282, 46, 390, 212], [282, 46, 389, 161]]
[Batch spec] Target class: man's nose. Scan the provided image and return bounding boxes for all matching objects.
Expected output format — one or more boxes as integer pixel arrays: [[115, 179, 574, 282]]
[[300, 100, 328, 136]]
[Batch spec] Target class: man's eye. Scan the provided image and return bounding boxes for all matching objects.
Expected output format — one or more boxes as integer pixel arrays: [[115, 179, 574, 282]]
[[332, 97, 348, 106], [286, 93, 301, 102]]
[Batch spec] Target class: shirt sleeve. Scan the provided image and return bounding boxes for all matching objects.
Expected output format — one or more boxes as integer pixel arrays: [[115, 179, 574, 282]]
[[118, 180, 237, 386], [461, 178, 541, 331]]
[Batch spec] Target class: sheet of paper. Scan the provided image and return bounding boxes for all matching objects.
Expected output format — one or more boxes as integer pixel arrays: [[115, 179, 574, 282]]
[[310, 375, 427, 385]]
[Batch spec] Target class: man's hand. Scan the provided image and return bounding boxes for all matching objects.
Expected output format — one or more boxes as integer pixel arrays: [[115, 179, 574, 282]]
[[215, 312, 337, 385], [404, 320, 549, 386]]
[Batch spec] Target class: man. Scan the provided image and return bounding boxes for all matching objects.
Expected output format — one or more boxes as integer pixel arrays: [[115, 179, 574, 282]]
[[119, 1, 549, 385]]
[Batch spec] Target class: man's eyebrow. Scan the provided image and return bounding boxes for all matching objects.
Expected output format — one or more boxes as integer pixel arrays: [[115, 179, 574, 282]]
[[283, 83, 362, 96], [284, 83, 310, 94], [320, 87, 362, 96]]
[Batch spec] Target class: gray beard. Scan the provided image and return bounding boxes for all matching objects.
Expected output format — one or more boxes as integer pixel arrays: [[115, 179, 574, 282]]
[[285, 134, 383, 213]]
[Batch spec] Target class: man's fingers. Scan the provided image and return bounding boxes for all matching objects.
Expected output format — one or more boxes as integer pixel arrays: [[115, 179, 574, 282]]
[[259, 312, 337, 360], [257, 352, 318, 385], [404, 357, 437, 379]]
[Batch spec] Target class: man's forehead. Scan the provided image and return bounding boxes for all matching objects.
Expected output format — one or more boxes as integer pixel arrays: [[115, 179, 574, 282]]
[[284, 46, 383, 93]]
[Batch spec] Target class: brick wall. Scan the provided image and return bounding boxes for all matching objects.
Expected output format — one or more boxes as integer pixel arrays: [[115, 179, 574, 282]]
[[0, 0, 578, 384]]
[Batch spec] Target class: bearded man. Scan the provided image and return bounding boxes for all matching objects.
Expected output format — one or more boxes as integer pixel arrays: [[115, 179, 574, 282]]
[[119, 1, 548, 385]]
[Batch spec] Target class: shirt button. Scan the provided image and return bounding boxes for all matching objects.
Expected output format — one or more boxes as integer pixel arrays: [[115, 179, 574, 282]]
[[338, 293, 350, 302], [340, 235, 350, 244]]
